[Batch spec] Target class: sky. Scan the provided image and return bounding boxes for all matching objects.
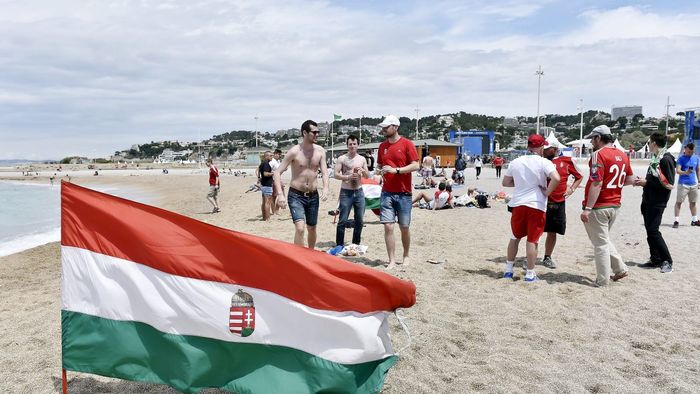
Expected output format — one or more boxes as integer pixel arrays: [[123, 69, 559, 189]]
[[1, 0, 699, 160]]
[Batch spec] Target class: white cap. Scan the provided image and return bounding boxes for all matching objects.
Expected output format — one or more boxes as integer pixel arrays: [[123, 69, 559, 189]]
[[544, 140, 562, 149], [378, 115, 400, 127], [585, 125, 612, 138]]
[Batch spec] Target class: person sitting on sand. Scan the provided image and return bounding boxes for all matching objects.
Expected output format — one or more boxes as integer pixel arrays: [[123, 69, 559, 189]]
[[412, 182, 454, 210]]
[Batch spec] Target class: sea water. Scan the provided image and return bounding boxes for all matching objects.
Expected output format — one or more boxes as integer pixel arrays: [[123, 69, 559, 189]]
[[0, 182, 152, 257]]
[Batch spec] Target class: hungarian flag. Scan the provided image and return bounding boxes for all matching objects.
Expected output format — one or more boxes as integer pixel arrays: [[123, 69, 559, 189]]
[[61, 182, 415, 393], [361, 177, 382, 214]]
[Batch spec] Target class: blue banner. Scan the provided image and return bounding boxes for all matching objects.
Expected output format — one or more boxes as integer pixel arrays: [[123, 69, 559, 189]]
[[685, 111, 695, 143]]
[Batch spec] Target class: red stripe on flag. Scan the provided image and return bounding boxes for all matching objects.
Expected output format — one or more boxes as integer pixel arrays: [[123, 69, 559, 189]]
[[60, 182, 415, 313]]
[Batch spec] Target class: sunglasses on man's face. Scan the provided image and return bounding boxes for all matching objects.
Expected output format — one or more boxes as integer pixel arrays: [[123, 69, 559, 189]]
[[306, 130, 319, 135]]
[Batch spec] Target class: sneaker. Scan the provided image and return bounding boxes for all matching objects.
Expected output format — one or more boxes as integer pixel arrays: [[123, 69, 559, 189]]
[[660, 262, 673, 273], [638, 260, 661, 269], [503, 271, 514, 279], [672, 221, 679, 228], [542, 256, 556, 269], [212, 207, 220, 213], [691, 220, 700, 226], [524, 275, 539, 283]]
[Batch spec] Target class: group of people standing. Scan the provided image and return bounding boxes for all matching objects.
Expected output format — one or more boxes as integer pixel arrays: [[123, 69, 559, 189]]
[[503, 125, 697, 286], [255, 116, 421, 269], [205, 117, 698, 283]]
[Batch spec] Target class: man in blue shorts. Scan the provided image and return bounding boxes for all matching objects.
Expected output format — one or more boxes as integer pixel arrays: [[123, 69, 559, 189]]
[[274, 120, 329, 249], [258, 151, 274, 221], [376, 115, 419, 269]]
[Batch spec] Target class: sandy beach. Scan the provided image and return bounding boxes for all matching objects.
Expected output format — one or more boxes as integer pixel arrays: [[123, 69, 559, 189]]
[[1, 161, 699, 393]]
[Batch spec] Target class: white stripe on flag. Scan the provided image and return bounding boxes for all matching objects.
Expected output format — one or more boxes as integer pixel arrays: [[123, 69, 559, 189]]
[[61, 246, 393, 364]]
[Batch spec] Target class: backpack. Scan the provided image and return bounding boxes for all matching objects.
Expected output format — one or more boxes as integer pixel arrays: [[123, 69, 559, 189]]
[[475, 194, 489, 209]]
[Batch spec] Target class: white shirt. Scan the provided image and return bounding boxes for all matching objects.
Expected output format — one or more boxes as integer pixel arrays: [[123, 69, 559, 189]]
[[430, 191, 451, 209], [505, 154, 556, 211], [474, 158, 482, 168], [270, 158, 281, 171]]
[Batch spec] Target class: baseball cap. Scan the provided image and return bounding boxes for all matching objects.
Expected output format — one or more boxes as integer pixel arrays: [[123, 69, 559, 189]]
[[527, 134, 548, 148], [544, 139, 562, 149], [378, 115, 400, 127], [585, 125, 612, 138]]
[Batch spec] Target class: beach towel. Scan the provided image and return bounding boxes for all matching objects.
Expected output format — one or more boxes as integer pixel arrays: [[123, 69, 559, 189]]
[[60, 182, 415, 394]]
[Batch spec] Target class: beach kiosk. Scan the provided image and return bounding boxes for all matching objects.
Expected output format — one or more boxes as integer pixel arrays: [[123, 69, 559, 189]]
[[448, 130, 496, 157]]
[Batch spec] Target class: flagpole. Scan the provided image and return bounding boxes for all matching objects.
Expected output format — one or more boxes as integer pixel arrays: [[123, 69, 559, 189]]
[[62, 368, 67, 394], [359, 115, 362, 144]]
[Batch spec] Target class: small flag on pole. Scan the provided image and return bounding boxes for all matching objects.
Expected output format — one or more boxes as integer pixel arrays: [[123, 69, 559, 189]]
[[60, 182, 415, 394], [334, 114, 342, 121]]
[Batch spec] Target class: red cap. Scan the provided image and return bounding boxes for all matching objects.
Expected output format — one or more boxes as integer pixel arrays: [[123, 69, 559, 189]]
[[527, 134, 548, 148]]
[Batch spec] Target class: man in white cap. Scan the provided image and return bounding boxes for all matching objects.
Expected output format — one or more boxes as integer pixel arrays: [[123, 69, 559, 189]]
[[376, 115, 420, 269], [541, 140, 583, 269], [580, 125, 635, 286]]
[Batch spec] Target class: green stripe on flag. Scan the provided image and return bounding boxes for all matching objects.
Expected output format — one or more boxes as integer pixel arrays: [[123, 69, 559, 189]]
[[365, 197, 381, 210], [62, 310, 396, 394]]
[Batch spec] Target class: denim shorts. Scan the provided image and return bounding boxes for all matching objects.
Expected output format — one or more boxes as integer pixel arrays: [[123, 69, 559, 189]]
[[260, 186, 273, 197], [380, 191, 412, 227], [287, 189, 320, 226]]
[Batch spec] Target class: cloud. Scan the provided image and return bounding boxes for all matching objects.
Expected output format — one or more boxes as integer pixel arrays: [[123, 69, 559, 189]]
[[0, 1, 699, 159], [561, 6, 700, 46]]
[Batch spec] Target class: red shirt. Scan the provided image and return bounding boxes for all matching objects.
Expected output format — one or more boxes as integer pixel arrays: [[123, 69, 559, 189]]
[[548, 156, 582, 203], [582, 146, 633, 209], [377, 137, 419, 193], [493, 157, 504, 167], [209, 166, 219, 186]]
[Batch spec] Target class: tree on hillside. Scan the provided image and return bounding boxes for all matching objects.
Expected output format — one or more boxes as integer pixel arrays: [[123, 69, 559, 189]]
[[632, 113, 645, 126], [618, 116, 628, 130]]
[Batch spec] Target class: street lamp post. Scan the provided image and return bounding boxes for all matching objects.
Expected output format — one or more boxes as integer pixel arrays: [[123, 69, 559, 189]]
[[578, 99, 584, 158], [359, 115, 363, 144], [415, 107, 420, 140], [535, 65, 544, 135], [665, 96, 674, 135], [254, 116, 259, 148]]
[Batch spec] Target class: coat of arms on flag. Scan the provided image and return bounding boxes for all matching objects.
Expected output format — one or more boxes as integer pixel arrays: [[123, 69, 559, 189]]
[[229, 289, 255, 337]]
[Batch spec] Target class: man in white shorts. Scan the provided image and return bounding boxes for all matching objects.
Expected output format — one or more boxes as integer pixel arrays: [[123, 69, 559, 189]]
[[673, 143, 699, 227]]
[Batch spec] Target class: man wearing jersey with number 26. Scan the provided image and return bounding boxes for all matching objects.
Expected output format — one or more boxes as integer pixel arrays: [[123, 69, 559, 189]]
[[580, 125, 635, 287]]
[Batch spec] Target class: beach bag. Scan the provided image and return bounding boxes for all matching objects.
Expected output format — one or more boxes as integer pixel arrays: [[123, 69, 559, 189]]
[[475, 194, 489, 209]]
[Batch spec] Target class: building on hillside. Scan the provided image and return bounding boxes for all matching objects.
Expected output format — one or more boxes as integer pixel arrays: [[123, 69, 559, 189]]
[[612, 105, 642, 121], [503, 117, 519, 127], [155, 149, 193, 163], [438, 115, 454, 127]]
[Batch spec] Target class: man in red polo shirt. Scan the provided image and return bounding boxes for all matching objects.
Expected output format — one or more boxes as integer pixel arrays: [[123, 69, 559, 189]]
[[206, 158, 220, 213], [376, 115, 420, 269], [502, 134, 560, 282], [542, 142, 583, 269], [580, 125, 635, 286]]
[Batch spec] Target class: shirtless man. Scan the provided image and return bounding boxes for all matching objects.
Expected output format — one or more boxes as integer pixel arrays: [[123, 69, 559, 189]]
[[274, 120, 330, 248], [421, 154, 435, 187], [334, 135, 369, 246]]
